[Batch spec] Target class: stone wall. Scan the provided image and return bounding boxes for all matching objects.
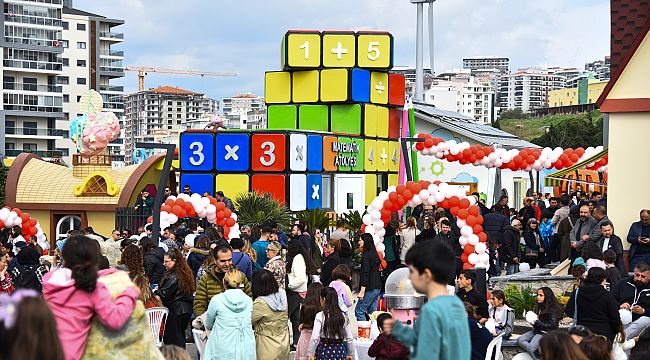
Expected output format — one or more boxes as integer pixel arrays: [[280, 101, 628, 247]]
[[489, 268, 576, 296]]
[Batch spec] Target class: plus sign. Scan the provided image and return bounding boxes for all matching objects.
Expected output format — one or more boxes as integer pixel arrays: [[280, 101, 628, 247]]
[[375, 81, 385, 95], [380, 148, 388, 164], [330, 42, 348, 60]]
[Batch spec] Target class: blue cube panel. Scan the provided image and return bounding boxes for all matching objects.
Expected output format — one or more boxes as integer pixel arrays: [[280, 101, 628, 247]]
[[215, 133, 250, 171], [180, 173, 214, 196], [306, 174, 323, 209], [180, 133, 215, 171], [306, 135, 323, 172], [351, 69, 370, 103]]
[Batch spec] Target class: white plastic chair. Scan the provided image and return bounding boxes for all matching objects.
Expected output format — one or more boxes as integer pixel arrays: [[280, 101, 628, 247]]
[[145, 307, 168, 347], [485, 333, 504, 360], [192, 329, 206, 359]]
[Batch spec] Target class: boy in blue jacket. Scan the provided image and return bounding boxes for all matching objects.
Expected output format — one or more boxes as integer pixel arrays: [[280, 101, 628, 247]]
[[392, 242, 471, 360]]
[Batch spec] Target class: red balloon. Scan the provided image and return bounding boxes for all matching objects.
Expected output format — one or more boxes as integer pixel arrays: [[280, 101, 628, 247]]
[[361, 224, 366, 233], [381, 215, 390, 224], [512, 155, 523, 166], [179, 209, 187, 218], [478, 232, 488, 242], [420, 180, 431, 189], [172, 205, 183, 216], [459, 198, 470, 209], [458, 209, 469, 219], [424, 138, 434, 147], [175, 198, 185, 206], [217, 218, 226, 226], [216, 210, 225, 219], [403, 190, 413, 201], [473, 225, 483, 234], [440, 199, 450, 209], [216, 202, 226, 211], [28, 219, 37, 227], [461, 253, 469, 263], [165, 199, 175, 207], [396, 185, 406, 194], [476, 215, 484, 225], [463, 149, 472, 158], [526, 155, 535, 164], [20, 213, 31, 222], [188, 209, 197, 217], [11, 208, 22, 217], [396, 196, 407, 207], [224, 226, 231, 238], [415, 143, 425, 151], [0, 220, 4, 229], [162, 205, 172, 213], [389, 192, 399, 202], [392, 202, 401, 212], [570, 154, 579, 162], [147, 216, 153, 223], [223, 209, 232, 218], [225, 218, 236, 227], [450, 207, 459, 216], [466, 216, 477, 227], [381, 209, 391, 219], [183, 202, 193, 211], [464, 244, 475, 255], [383, 200, 393, 210], [449, 196, 460, 207], [411, 184, 422, 194], [468, 206, 480, 216], [463, 263, 475, 270]]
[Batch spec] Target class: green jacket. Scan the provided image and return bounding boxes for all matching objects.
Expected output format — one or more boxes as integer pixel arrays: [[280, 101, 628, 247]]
[[193, 263, 252, 316]]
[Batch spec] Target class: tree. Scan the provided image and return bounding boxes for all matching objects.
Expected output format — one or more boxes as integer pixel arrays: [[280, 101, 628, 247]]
[[499, 108, 528, 120], [531, 116, 603, 148]]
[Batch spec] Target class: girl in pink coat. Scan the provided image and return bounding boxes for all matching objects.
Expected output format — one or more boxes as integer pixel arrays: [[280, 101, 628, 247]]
[[43, 235, 139, 360]]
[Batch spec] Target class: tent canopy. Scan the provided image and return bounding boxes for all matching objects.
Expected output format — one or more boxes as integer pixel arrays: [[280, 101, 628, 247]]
[[544, 149, 608, 187]]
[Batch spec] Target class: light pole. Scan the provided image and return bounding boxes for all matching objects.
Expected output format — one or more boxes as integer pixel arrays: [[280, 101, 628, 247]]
[[410, 0, 436, 101]]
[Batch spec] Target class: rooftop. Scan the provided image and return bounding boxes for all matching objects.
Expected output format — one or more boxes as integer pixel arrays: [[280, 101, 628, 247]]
[[149, 86, 201, 95]]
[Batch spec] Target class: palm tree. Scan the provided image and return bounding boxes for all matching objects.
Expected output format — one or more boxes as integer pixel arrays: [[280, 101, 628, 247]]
[[234, 191, 292, 230]]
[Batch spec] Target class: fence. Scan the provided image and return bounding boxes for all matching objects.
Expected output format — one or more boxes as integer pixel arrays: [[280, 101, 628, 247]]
[[115, 207, 211, 234]]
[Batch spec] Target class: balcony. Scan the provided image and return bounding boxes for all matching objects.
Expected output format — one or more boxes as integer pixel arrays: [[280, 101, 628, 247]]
[[99, 32, 124, 41], [3, 82, 62, 93], [5, 127, 68, 137], [5, 0, 64, 5], [99, 85, 124, 92], [6, 149, 64, 158], [102, 102, 124, 110], [3, 59, 63, 72], [4, 104, 62, 114], [99, 50, 124, 58], [4, 14, 63, 27], [4, 36, 60, 48]]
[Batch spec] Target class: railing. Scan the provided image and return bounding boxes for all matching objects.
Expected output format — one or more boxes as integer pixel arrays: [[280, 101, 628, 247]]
[[99, 85, 124, 92], [6, 149, 63, 157], [99, 65, 124, 73], [102, 103, 124, 110], [72, 154, 112, 166], [3, 82, 62, 93], [4, 36, 59, 47], [99, 32, 124, 40], [3, 59, 63, 71], [5, 127, 68, 137], [100, 50, 124, 57], [4, 14, 63, 27], [3, 104, 62, 113], [12, 0, 63, 5]]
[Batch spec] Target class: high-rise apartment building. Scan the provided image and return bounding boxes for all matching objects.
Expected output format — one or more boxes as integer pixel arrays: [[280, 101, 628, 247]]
[[221, 93, 266, 129], [463, 56, 510, 74], [585, 56, 611, 81], [499, 68, 565, 112], [59, 5, 125, 166], [123, 86, 218, 165], [424, 75, 494, 125], [2, 0, 65, 161]]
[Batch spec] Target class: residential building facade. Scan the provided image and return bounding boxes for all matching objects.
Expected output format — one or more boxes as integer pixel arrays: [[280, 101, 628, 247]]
[[463, 56, 510, 74], [424, 75, 494, 125], [123, 86, 218, 164], [2, 0, 65, 161], [585, 56, 611, 81], [549, 79, 608, 107], [390, 66, 435, 99], [221, 93, 266, 129], [499, 68, 565, 112]]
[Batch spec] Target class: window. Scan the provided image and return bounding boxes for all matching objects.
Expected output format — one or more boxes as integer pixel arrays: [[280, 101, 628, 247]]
[[60, 40, 69, 48], [167, 120, 173, 124], [77, 78, 86, 85], [77, 23, 86, 31], [167, 107, 172, 112], [176, 114, 181, 118], [176, 120, 181, 124], [62, 58, 69, 66], [23, 143, 38, 151], [55, 215, 81, 240], [167, 114, 172, 118], [56, 76, 69, 85], [62, 22, 69, 30], [77, 59, 86, 67], [77, 42, 86, 49], [176, 108, 181, 112], [177, 102, 181, 106], [6, 143, 15, 150], [63, 113, 69, 120], [76, 96, 81, 102], [167, 101, 172, 105], [63, 94, 69, 103]]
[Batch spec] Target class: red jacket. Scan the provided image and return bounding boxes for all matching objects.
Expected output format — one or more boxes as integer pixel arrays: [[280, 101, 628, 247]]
[[367, 333, 410, 360]]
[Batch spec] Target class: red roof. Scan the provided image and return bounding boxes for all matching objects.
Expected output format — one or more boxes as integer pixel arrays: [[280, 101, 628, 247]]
[[149, 86, 200, 94]]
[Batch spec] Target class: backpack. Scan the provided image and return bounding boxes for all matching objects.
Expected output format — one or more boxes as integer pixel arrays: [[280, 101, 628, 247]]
[[14, 264, 42, 292]]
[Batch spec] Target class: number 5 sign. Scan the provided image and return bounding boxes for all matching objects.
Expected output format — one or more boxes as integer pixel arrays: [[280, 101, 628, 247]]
[[251, 134, 286, 171], [356, 33, 393, 69], [180, 133, 214, 171]]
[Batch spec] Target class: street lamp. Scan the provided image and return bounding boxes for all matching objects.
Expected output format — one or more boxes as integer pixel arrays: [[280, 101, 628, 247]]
[[410, 0, 436, 101]]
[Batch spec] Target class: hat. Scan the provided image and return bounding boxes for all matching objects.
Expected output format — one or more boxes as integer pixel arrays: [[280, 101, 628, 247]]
[[572, 257, 586, 268]]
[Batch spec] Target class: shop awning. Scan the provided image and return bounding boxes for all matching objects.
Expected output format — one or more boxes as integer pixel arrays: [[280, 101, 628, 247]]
[[544, 148, 608, 187]]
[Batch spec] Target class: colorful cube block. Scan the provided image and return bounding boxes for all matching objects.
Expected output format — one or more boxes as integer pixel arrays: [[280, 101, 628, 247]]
[[365, 174, 377, 206], [350, 137, 365, 172], [180, 133, 215, 171], [388, 141, 401, 172], [252, 174, 286, 204], [289, 174, 307, 211], [370, 72, 389, 104], [267, 105, 297, 129], [307, 135, 323, 172], [388, 73, 406, 106], [180, 173, 214, 196], [282, 31, 321, 69], [264, 71, 291, 104], [322, 136, 338, 172], [336, 137, 352, 171], [251, 134, 286, 172], [376, 140, 389, 172], [306, 174, 323, 209], [322, 32, 356, 68], [388, 108, 401, 139], [215, 133, 250, 171], [298, 105, 329, 131], [215, 174, 249, 200], [289, 133, 307, 171], [331, 104, 361, 135], [363, 104, 377, 137], [357, 32, 393, 69], [364, 139, 377, 171], [350, 69, 370, 103], [320, 69, 349, 102], [376, 106, 389, 138], [292, 70, 319, 103], [388, 174, 398, 187]]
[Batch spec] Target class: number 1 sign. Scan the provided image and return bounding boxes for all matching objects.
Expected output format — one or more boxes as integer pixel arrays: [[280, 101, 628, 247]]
[[180, 133, 214, 171]]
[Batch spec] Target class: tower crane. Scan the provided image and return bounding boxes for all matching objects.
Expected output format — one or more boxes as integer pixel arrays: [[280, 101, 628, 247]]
[[124, 66, 237, 92]]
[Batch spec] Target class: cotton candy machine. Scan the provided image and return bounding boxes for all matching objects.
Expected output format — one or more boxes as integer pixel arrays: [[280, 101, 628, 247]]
[[383, 268, 427, 325]]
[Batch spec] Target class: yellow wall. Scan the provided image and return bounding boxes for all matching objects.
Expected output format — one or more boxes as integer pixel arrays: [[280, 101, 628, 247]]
[[608, 30, 650, 99], [607, 112, 650, 249], [29, 209, 52, 246], [86, 211, 117, 239], [587, 81, 607, 103], [549, 87, 578, 107], [128, 168, 166, 206]]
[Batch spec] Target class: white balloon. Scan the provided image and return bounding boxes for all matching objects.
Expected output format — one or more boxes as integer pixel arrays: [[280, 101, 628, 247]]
[[459, 236, 469, 246], [475, 262, 488, 269], [387, 186, 397, 193], [450, 145, 460, 155], [460, 226, 473, 237], [178, 193, 191, 201], [373, 220, 384, 230], [370, 210, 381, 221], [362, 214, 373, 225], [229, 230, 241, 239], [475, 242, 487, 254], [200, 197, 210, 206], [412, 196, 423, 206], [427, 195, 437, 206], [435, 192, 446, 203], [457, 219, 467, 228], [519, 263, 531, 272], [231, 223, 240, 231], [479, 253, 490, 264], [468, 234, 479, 246], [14, 216, 22, 226], [427, 184, 438, 192], [406, 200, 415, 207], [231, 213, 237, 221], [185, 234, 196, 248], [372, 198, 384, 209], [468, 196, 477, 206], [375, 228, 386, 238], [168, 214, 178, 224], [365, 226, 376, 235], [468, 253, 479, 265], [377, 243, 386, 253], [419, 189, 430, 200], [207, 204, 216, 215]]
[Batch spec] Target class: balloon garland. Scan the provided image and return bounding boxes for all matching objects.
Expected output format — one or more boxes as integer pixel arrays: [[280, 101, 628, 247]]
[[362, 180, 489, 270], [0, 206, 49, 252], [148, 193, 240, 239], [413, 133, 608, 173]]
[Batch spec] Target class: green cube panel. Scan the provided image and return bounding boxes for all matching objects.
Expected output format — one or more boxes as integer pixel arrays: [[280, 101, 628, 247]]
[[351, 138, 365, 172], [298, 105, 329, 131], [337, 137, 352, 171], [331, 104, 361, 135], [267, 105, 297, 129]]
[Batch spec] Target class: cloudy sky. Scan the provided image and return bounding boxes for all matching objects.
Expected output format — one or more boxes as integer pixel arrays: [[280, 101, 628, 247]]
[[79, 0, 610, 101]]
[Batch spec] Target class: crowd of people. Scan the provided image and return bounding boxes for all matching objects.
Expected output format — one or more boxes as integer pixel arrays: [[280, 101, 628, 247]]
[[1, 184, 650, 360]]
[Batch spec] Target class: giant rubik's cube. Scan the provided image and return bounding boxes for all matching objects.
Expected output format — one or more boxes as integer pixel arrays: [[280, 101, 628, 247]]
[[179, 30, 405, 211]]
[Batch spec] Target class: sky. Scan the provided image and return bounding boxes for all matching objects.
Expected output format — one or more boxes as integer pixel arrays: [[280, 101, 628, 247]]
[[78, 0, 611, 101]]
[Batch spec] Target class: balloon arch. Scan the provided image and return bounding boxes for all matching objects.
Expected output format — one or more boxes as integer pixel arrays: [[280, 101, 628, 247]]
[[363, 180, 491, 270], [0, 206, 49, 251], [148, 194, 241, 240]]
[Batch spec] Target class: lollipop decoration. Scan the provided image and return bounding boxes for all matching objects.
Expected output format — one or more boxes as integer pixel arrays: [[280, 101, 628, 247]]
[[69, 90, 121, 156]]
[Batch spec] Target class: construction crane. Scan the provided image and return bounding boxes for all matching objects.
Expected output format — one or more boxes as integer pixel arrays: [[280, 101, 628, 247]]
[[124, 66, 237, 92]]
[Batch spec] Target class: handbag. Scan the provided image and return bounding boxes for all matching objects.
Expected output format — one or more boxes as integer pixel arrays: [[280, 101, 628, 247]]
[[525, 246, 539, 258]]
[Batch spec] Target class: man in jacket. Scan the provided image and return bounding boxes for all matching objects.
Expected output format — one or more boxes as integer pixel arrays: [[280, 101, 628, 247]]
[[518, 197, 538, 225], [456, 270, 489, 322], [588, 206, 611, 242], [551, 194, 571, 234], [215, 191, 235, 211], [483, 205, 509, 246], [612, 261, 650, 338], [433, 220, 460, 284], [134, 189, 154, 216], [542, 197, 559, 220], [627, 209, 650, 270], [598, 221, 626, 274], [570, 205, 597, 253], [193, 246, 252, 316], [499, 220, 522, 275]]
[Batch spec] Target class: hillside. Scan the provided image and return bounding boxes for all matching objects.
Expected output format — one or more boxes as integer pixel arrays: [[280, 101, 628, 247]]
[[498, 111, 603, 148]]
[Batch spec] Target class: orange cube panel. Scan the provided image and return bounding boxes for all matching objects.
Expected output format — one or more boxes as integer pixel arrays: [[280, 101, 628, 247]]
[[252, 174, 286, 204], [322, 136, 338, 172], [388, 108, 401, 139], [251, 134, 286, 171]]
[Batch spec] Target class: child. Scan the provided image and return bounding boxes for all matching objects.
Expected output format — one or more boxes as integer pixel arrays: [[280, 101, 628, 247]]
[[465, 302, 494, 360], [392, 241, 470, 360], [613, 324, 638, 360], [295, 283, 324, 360], [603, 250, 623, 287], [42, 235, 139, 360], [368, 313, 410, 360], [307, 287, 354, 360], [488, 289, 515, 339], [329, 264, 354, 315]]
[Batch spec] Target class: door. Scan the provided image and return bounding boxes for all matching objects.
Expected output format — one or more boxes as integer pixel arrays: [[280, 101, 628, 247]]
[[334, 175, 365, 215], [55, 215, 82, 239]]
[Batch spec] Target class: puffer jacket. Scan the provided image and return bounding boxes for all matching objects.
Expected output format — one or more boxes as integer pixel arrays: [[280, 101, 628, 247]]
[[187, 247, 210, 280], [193, 263, 252, 316], [143, 247, 165, 285]]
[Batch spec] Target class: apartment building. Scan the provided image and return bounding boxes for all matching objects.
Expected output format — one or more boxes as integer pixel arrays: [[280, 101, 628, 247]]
[[59, 5, 125, 166], [463, 56, 510, 74], [585, 56, 611, 81], [424, 75, 494, 125], [221, 93, 265, 129], [499, 68, 565, 112], [2, 0, 65, 161], [390, 66, 435, 99], [124, 86, 218, 164]]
